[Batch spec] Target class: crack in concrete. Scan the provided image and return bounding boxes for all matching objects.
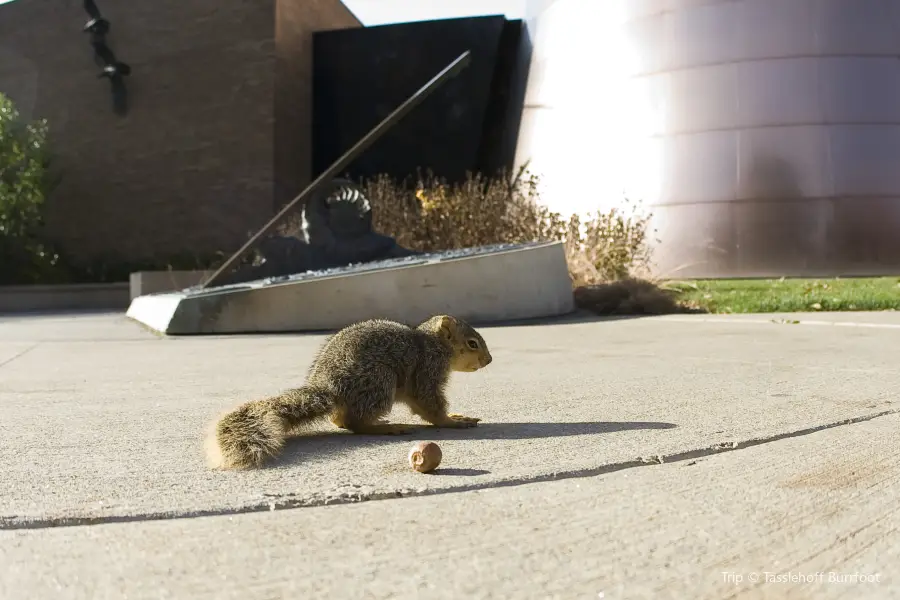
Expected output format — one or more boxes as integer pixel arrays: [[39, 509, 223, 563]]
[[3, 408, 898, 531], [0, 344, 38, 370]]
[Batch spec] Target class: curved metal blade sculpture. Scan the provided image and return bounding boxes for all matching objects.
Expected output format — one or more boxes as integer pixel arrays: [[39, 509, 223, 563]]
[[82, 0, 131, 116]]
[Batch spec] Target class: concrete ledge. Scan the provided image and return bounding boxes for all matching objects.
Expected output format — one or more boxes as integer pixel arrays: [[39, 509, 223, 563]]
[[0, 283, 130, 313], [129, 270, 214, 300], [126, 241, 575, 335]]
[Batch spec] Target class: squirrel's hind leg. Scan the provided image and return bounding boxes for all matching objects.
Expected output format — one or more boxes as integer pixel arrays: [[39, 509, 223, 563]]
[[333, 374, 413, 435]]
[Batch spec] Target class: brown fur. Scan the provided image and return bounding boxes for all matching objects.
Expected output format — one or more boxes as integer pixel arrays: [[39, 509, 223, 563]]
[[205, 315, 493, 470]]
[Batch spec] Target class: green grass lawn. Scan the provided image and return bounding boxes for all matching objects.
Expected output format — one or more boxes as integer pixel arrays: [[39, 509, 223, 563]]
[[666, 277, 900, 314]]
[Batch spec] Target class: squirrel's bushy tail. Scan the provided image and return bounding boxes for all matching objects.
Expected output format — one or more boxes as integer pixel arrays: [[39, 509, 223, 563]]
[[205, 386, 335, 470]]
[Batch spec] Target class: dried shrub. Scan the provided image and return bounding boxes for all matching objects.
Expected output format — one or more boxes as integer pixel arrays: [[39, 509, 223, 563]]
[[364, 166, 696, 315], [363, 166, 657, 287], [363, 165, 567, 252], [563, 198, 657, 287], [573, 278, 699, 316]]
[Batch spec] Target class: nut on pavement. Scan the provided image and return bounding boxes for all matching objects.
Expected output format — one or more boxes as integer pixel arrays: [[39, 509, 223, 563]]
[[408, 441, 442, 473]]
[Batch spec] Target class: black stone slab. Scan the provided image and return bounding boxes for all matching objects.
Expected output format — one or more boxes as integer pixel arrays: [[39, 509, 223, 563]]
[[312, 15, 529, 184]]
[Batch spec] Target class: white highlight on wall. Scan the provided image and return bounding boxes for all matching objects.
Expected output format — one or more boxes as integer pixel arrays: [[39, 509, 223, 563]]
[[343, 0, 663, 220], [516, 0, 663, 219]]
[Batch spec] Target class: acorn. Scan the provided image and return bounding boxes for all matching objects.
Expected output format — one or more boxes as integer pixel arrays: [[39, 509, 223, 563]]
[[408, 441, 442, 473]]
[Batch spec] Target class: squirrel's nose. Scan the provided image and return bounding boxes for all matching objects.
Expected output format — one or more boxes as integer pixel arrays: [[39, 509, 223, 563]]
[[483, 355, 492, 366]]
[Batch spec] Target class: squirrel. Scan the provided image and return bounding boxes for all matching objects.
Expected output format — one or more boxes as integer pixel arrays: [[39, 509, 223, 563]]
[[204, 314, 493, 470]]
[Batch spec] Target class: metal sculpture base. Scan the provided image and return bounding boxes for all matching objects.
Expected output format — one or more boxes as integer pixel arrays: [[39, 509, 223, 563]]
[[125, 241, 575, 335]]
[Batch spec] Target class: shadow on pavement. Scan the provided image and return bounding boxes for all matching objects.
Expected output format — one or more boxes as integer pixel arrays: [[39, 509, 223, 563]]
[[471, 310, 645, 329], [273, 420, 677, 468]]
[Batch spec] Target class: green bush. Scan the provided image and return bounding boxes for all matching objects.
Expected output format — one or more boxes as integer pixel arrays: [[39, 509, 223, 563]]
[[0, 93, 62, 285]]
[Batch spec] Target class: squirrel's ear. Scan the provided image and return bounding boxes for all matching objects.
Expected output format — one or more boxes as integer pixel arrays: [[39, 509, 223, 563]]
[[438, 315, 456, 339]]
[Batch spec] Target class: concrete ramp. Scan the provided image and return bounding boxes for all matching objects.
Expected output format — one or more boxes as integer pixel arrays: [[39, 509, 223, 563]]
[[125, 241, 574, 335]]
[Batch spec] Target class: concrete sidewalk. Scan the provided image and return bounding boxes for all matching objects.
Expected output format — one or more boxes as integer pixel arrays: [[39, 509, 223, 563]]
[[3, 412, 897, 599], [1, 310, 899, 598]]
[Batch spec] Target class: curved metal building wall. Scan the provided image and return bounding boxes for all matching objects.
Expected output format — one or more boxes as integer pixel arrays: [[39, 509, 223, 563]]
[[515, 0, 900, 278]]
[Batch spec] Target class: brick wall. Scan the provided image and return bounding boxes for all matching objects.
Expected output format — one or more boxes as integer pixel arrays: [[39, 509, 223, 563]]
[[275, 0, 361, 209], [0, 0, 359, 265]]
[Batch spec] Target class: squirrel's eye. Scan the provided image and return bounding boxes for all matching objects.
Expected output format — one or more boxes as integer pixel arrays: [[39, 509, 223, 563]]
[[466, 339, 479, 350]]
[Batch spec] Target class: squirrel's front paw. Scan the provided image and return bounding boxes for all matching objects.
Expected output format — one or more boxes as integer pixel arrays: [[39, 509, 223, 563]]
[[444, 413, 481, 428]]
